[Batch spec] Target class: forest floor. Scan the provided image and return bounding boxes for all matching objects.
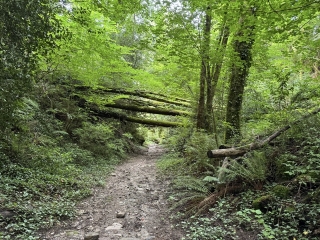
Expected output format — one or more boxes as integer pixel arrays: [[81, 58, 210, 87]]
[[39, 144, 184, 240]]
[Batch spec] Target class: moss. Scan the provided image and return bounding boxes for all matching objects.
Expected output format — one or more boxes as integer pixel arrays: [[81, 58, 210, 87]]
[[272, 185, 290, 199], [252, 195, 273, 212], [285, 205, 295, 212], [294, 174, 314, 184]]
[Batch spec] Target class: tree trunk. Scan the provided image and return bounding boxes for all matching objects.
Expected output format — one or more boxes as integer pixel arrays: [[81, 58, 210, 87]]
[[225, 12, 256, 142], [73, 95, 184, 127], [211, 25, 229, 100], [205, 24, 229, 133], [196, 6, 212, 129], [102, 102, 191, 116], [93, 110, 183, 127]]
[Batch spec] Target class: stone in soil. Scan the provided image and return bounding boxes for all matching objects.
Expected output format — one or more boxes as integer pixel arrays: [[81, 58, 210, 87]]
[[116, 211, 126, 218], [84, 232, 100, 240]]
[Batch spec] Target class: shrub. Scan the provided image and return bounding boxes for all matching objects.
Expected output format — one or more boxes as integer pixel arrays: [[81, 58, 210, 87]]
[[74, 122, 126, 159]]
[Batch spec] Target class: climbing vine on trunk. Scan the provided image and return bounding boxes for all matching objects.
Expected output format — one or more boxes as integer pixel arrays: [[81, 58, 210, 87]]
[[225, 7, 257, 141]]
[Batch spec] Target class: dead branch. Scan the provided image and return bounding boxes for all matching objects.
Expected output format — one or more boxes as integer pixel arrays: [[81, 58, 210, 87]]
[[207, 108, 320, 158]]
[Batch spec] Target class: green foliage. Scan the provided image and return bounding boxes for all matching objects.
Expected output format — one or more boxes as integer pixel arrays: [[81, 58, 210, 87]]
[[181, 130, 216, 174], [74, 122, 126, 159], [169, 176, 209, 215], [0, 134, 120, 239], [0, 0, 64, 132], [0, 163, 85, 239], [143, 127, 168, 144], [165, 127, 194, 153], [261, 198, 320, 239], [179, 190, 320, 240], [64, 143, 100, 167], [0, 0, 320, 239], [277, 118, 320, 182], [179, 197, 240, 240], [252, 195, 273, 211], [0, 96, 130, 239], [176, 117, 320, 239], [220, 151, 267, 189], [156, 153, 185, 175], [47, 4, 135, 87], [271, 185, 290, 199]]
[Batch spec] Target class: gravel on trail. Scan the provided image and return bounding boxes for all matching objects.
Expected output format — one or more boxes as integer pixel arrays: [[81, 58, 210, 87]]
[[40, 144, 184, 240]]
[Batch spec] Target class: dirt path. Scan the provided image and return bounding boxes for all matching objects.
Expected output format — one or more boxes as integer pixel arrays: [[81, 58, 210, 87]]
[[40, 144, 184, 240]]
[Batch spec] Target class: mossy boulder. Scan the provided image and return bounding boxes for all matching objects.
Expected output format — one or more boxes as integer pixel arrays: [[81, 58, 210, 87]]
[[252, 195, 273, 212], [272, 185, 290, 199]]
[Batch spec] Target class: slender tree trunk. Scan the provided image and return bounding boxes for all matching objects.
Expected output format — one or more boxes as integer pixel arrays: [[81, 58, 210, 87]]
[[211, 25, 229, 99], [205, 24, 229, 132], [225, 13, 256, 142], [196, 6, 211, 129]]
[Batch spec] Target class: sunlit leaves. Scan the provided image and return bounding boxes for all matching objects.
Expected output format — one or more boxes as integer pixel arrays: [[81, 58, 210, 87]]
[[47, 6, 135, 87]]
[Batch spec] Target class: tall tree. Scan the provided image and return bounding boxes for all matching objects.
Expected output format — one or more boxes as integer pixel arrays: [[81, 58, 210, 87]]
[[196, 5, 212, 130], [225, 6, 257, 141], [224, 0, 320, 141], [205, 21, 229, 134]]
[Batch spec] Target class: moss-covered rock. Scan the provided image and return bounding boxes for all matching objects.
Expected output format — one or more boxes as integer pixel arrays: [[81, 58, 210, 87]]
[[272, 185, 290, 199], [252, 195, 273, 212]]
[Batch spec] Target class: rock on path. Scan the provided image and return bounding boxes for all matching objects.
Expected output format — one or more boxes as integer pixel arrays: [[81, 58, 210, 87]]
[[40, 144, 183, 240]]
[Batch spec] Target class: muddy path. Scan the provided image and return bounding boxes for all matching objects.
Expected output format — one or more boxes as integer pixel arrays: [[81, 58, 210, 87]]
[[40, 144, 184, 240]]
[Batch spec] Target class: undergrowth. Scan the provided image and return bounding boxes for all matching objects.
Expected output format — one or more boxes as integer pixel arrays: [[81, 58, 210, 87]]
[[159, 118, 320, 239], [0, 96, 138, 239]]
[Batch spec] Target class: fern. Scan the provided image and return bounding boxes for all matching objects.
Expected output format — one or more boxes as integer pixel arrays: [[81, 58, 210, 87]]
[[183, 131, 217, 173], [173, 176, 209, 193], [220, 151, 267, 190], [169, 176, 210, 215]]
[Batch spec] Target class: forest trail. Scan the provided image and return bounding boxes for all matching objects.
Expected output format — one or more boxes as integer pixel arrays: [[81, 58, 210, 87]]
[[40, 144, 184, 240]]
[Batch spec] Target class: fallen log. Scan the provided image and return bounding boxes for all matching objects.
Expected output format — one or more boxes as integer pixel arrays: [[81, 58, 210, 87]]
[[207, 107, 320, 158], [103, 102, 191, 116], [73, 95, 184, 127], [75, 86, 192, 107], [73, 94, 191, 116], [93, 110, 183, 127]]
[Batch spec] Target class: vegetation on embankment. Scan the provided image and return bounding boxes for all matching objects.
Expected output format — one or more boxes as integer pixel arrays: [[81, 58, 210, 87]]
[[0, 92, 145, 239], [157, 118, 320, 240]]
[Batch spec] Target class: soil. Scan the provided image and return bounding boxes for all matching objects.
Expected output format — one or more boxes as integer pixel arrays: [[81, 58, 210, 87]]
[[39, 144, 184, 240]]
